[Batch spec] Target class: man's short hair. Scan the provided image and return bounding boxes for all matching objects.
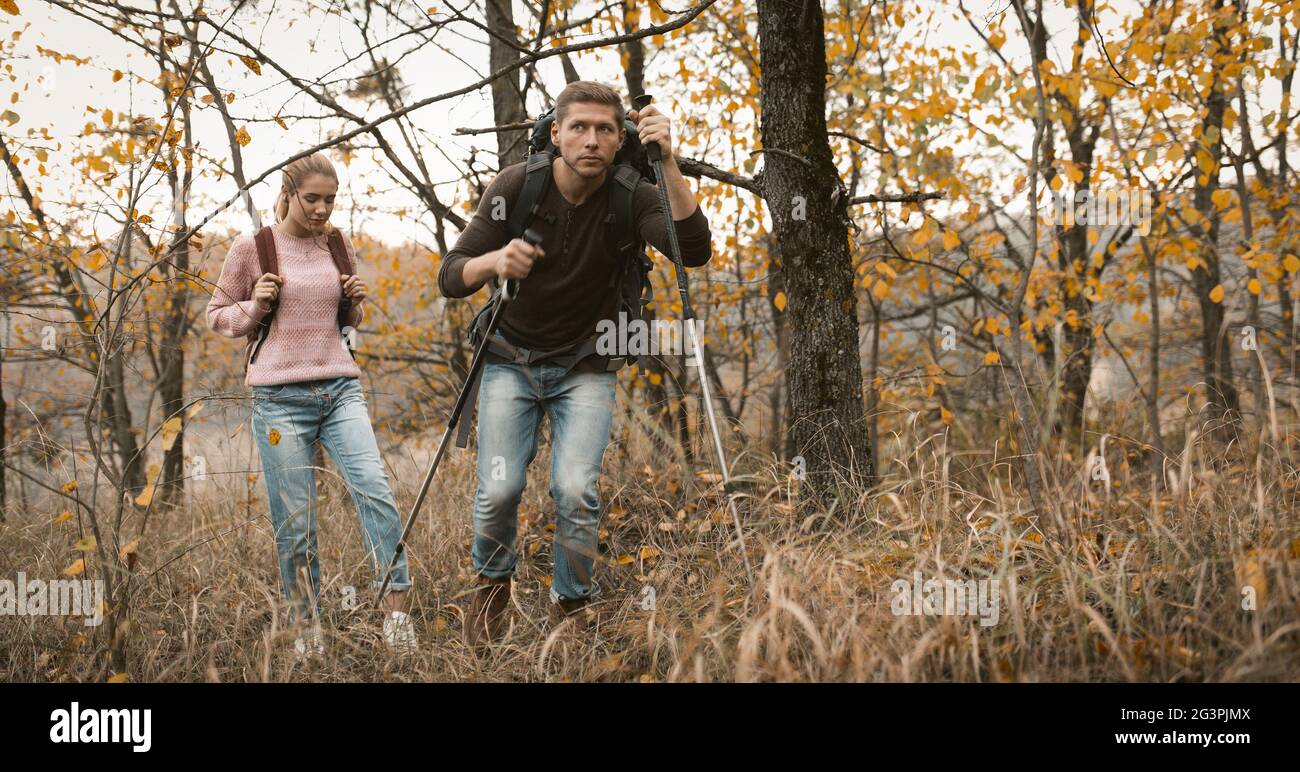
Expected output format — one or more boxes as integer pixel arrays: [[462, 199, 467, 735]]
[[555, 81, 625, 130]]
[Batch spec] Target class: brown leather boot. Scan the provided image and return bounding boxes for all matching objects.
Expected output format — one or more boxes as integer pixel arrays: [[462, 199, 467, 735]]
[[464, 575, 512, 647], [548, 595, 595, 629]]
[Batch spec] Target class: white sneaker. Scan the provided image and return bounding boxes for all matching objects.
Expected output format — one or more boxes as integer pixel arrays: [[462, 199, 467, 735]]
[[383, 610, 419, 655], [293, 626, 325, 660]]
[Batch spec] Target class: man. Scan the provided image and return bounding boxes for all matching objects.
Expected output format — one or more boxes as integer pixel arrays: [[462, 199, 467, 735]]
[[438, 81, 712, 645]]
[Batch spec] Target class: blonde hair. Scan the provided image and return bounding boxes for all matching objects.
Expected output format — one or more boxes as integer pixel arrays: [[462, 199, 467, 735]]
[[274, 152, 338, 227]]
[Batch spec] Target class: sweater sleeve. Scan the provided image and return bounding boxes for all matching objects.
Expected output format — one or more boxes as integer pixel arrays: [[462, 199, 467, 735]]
[[206, 233, 271, 339], [339, 230, 364, 328], [437, 164, 525, 299], [633, 179, 713, 268]]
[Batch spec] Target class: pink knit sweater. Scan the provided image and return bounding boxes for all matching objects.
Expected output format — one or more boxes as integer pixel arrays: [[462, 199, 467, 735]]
[[206, 225, 364, 386]]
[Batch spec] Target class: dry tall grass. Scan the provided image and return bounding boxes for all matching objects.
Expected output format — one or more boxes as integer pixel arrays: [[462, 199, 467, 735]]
[[2, 399, 1298, 682]]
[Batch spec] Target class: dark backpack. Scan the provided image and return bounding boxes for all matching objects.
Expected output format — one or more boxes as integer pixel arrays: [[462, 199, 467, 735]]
[[244, 225, 358, 373], [455, 107, 657, 447]]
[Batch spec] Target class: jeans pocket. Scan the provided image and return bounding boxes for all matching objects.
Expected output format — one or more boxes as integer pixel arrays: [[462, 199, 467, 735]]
[[252, 383, 292, 400], [332, 377, 365, 407]]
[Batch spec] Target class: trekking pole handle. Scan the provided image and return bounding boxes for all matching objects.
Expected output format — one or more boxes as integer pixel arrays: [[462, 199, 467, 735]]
[[632, 94, 662, 163], [502, 228, 543, 302]]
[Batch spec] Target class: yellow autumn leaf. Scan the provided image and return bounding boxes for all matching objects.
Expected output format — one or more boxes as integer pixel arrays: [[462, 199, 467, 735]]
[[160, 416, 182, 451], [238, 55, 262, 76], [268, 428, 281, 446], [1284, 254, 1300, 273], [639, 546, 661, 560], [73, 535, 97, 552], [62, 480, 77, 492], [187, 400, 205, 418], [1209, 284, 1225, 303], [1248, 278, 1262, 295], [615, 554, 635, 565], [941, 229, 961, 250], [940, 406, 953, 425], [773, 291, 787, 312], [107, 673, 130, 683], [63, 559, 85, 577], [235, 126, 251, 146], [52, 510, 72, 524], [983, 350, 1001, 366], [120, 539, 140, 561]]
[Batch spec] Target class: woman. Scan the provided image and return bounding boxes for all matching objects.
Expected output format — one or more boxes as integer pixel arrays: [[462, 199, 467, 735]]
[[206, 152, 417, 658]]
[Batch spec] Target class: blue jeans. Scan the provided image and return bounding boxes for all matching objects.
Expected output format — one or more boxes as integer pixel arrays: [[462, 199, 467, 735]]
[[251, 376, 410, 622], [472, 361, 617, 603]]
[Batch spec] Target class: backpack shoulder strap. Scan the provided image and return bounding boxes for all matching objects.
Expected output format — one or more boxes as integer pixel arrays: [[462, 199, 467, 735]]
[[604, 163, 643, 289], [607, 164, 641, 257], [506, 152, 555, 241], [253, 225, 278, 276], [325, 229, 357, 350], [246, 226, 278, 372], [325, 228, 355, 275]]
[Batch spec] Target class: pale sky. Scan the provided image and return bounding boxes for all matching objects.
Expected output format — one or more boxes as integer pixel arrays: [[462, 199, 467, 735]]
[[3, 0, 1294, 253]]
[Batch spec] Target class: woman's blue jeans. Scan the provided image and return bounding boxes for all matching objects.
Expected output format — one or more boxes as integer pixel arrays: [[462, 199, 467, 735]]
[[251, 376, 410, 622], [472, 361, 617, 603]]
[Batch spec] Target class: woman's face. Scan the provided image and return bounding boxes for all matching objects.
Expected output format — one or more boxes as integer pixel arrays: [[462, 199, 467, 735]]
[[287, 174, 338, 233]]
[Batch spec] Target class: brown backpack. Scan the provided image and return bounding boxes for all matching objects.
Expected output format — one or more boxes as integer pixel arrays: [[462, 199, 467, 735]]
[[244, 225, 357, 373]]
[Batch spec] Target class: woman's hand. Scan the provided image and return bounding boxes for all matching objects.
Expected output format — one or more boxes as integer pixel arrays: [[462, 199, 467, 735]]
[[253, 273, 283, 311], [341, 274, 367, 304]]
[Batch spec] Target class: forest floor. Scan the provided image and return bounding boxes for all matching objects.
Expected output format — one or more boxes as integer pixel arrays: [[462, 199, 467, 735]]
[[2, 408, 1298, 682]]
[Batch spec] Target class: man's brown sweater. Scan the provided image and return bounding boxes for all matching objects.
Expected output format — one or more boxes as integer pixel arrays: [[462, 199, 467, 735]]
[[437, 159, 712, 353]]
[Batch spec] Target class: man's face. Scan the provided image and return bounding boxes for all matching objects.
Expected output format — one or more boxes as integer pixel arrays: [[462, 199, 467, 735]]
[[552, 101, 625, 180]]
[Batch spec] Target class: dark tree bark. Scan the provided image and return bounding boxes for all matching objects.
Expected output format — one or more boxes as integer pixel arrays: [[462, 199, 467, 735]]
[[621, 0, 646, 99], [158, 24, 199, 505], [618, 7, 684, 457], [763, 235, 792, 460], [756, 0, 873, 512], [1191, 0, 1241, 431], [486, 0, 528, 168]]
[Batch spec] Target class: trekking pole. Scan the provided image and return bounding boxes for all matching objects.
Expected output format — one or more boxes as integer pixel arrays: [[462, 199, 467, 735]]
[[634, 94, 755, 595], [375, 229, 540, 607]]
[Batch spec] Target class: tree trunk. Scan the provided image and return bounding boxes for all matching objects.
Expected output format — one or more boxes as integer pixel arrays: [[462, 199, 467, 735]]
[[621, 0, 646, 99], [756, 0, 872, 513], [487, 0, 528, 168], [1191, 0, 1241, 431], [158, 52, 196, 506], [102, 350, 146, 493], [764, 237, 791, 459]]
